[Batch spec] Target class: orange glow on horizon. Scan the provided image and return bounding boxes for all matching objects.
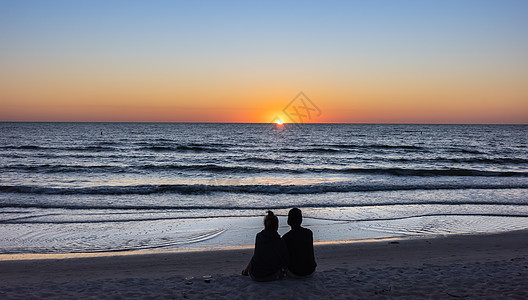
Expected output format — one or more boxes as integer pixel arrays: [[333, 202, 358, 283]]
[[1, 57, 527, 124], [1, 82, 527, 124]]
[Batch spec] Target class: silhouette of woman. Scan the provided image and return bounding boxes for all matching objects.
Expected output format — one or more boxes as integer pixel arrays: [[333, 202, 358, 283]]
[[242, 211, 289, 281]]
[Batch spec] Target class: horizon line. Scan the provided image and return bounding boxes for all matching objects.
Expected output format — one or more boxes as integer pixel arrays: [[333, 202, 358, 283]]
[[1, 121, 527, 125]]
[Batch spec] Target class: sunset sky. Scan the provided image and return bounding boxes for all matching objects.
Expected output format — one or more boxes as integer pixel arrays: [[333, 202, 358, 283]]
[[1, 1, 527, 123]]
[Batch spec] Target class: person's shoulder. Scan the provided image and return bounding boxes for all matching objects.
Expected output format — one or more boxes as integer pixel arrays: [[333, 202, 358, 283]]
[[301, 227, 313, 234], [301, 227, 313, 238], [256, 230, 266, 238]]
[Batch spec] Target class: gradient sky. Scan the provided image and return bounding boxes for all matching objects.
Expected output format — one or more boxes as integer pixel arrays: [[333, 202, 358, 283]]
[[1, 0, 527, 123]]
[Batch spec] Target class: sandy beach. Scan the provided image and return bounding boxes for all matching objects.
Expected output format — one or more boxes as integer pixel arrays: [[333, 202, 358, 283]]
[[1, 230, 527, 299]]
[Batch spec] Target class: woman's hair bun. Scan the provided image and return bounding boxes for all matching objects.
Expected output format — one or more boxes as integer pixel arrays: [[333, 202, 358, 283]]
[[264, 210, 278, 231]]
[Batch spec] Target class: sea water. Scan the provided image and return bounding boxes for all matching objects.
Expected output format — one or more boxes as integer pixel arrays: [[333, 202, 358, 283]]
[[0, 123, 527, 253]]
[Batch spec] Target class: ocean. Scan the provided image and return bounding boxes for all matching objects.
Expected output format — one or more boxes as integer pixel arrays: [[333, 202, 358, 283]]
[[0, 122, 527, 254]]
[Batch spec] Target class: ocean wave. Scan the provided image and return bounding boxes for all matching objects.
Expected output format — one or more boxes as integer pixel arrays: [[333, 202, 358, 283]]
[[140, 144, 226, 152], [141, 164, 271, 173], [1, 199, 528, 212], [1, 164, 128, 173], [2, 212, 528, 225], [0, 145, 43, 150], [0, 143, 427, 154], [279, 143, 425, 153], [441, 157, 528, 164], [323, 167, 528, 177], [280, 147, 341, 153], [1, 182, 527, 196], [234, 157, 287, 164], [0, 145, 116, 152], [71, 145, 116, 151], [0, 214, 245, 224], [307, 212, 528, 224], [2, 163, 527, 176], [385, 157, 528, 165], [329, 144, 425, 150], [447, 147, 485, 154], [0, 163, 283, 174]]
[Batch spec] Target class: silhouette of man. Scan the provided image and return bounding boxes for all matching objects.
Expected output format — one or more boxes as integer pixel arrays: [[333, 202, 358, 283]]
[[282, 208, 317, 278]]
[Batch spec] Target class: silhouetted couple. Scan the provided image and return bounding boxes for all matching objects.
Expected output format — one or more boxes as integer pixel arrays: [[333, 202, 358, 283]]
[[242, 208, 317, 281]]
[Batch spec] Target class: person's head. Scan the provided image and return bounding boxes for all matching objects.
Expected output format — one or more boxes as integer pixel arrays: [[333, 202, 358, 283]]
[[287, 207, 302, 227], [264, 210, 279, 231]]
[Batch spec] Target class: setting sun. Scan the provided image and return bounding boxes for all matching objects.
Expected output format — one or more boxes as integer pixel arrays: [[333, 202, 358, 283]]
[[275, 119, 284, 125]]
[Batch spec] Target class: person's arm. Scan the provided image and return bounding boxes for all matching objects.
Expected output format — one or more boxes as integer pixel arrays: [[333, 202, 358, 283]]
[[242, 233, 259, 276], [310, 230, 317, 267], [279, 240, 290, 268], [241, 262, 251, 276]]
